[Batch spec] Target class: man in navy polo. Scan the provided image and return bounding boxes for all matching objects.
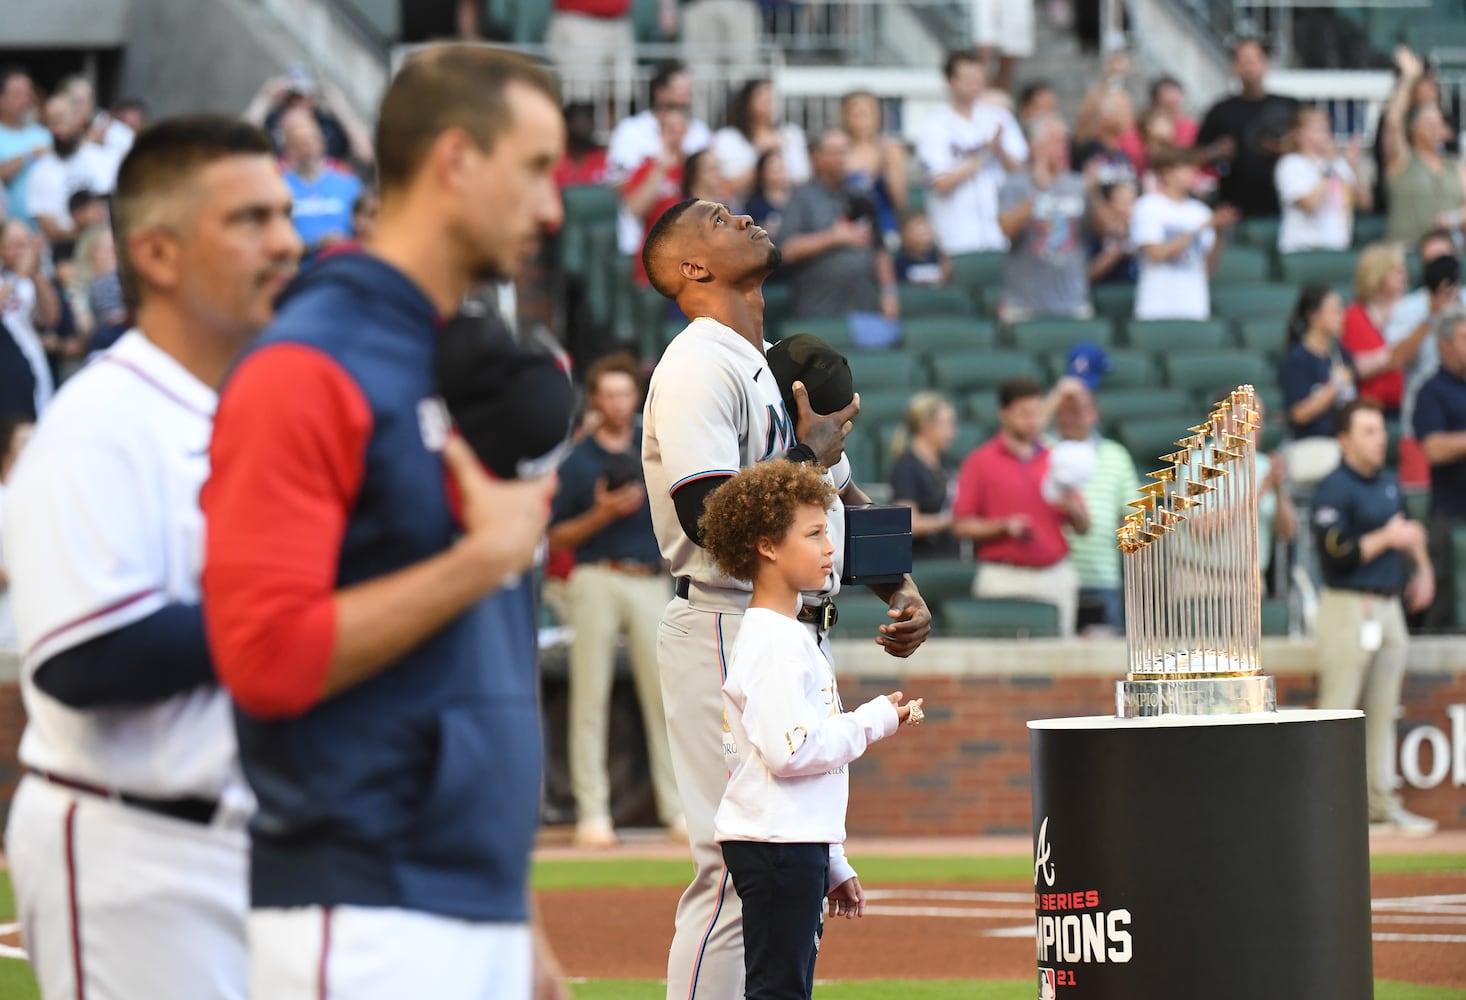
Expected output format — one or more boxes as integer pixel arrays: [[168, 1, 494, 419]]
[[1313, 398, 1436, 835], [1414, 307, 1466, 631]]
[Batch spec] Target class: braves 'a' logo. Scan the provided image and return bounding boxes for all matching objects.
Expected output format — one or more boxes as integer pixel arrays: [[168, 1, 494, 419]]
[[1034, 816, 1055, 887]]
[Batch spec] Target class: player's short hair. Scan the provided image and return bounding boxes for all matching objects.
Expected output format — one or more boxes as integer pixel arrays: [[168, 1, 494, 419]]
[[374, 45, 559, 194], [585, 351, 641, 397], [112, 115, 275, 309], [944, 49, 981, 81], [642, 197, 699, 300], [999, 377, 1044, 410], [699, 461, 837, 583], [1334, 397, 1382, 437]]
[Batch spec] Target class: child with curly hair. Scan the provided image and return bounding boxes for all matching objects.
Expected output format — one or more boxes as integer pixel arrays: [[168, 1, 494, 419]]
[[698, 459, 924, 1000]]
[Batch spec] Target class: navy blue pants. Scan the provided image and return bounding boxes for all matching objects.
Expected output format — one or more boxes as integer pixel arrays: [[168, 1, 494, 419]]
[[721, 841, 828, 1000]]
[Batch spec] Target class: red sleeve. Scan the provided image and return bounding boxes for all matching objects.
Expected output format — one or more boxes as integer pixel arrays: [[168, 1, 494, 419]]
[[951, 450, 985, 519], [202, 343, 372, 719], [1339, 304, 1381, 356]]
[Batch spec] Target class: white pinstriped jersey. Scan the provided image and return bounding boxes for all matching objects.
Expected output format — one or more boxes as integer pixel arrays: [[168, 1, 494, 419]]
[[3, 331, 247, 801], [642, 317, 851, 595]]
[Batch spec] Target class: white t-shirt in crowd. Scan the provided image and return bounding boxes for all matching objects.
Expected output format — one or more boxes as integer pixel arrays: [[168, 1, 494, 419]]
[[607, 109, 712, 255], [25, 145, 116, 232], [1130, 192, 1215, 320], [714, 606, 899, 888], [916, 101, 1028, 254], [710, 123, 811, 191], [1275, 154, 1355, 253], [1, 272, 54, 416]]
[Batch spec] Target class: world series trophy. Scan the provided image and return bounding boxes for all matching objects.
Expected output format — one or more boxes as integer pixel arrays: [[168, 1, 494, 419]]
[[1114, 385, 1277, 718]]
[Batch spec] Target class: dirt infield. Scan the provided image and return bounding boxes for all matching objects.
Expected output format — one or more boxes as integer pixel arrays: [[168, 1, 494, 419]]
[[541, 872, 1466, 989]]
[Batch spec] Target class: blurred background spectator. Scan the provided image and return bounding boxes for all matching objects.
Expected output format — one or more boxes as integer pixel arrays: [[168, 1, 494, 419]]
[[1414, 308, 1466, 631], [243, 65, 374, 168], [1131, 146, 1237, 320], [894, 211, 949, 287], [666, 0, 762, 89], [627, 103, 692, 288], [556, 102, 611, 188], [1073, 52, 1140, 186], [1197, 38, 1299, 219], [1276, 107, 1370, 253], [0, 68, 49, 225], [1381, 48, 1466, 246], [1282, 285, 1356, 489], [919, 50, 1027, 256], [998, 113, 1090, 322], [280, 108, 363, 260], [744, 148, 791, 237], [1088, 175, 1137, 286], [1341, 242, 1412, 415], [889, 391, 959, 559], [1388, 236, 1466, 485], [0, 219, 57, 419], [710, 77, 808, 203], [26, 94, 113, 244], [1126, 75, 1197, 178], [840, 90, 908, 249]]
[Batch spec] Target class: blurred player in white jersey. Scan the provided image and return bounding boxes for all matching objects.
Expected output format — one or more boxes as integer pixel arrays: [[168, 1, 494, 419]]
[[2, 116, 299, 1000], [639, 198, 933, 1000]]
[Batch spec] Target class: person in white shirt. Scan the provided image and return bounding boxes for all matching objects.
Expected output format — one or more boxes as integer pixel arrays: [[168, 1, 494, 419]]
[[1276, 107, 1371, 254], [699, 458, 922, 1000], [1384, 230, 1466, 458], [3, 115, 299, 1000], [62, 75, 133, 190], [1130, 145, 1239, 320], [608, 61, 712, 255], [710, 78, 810, 202], [917, 50, 1028, 255], [25, 94, 115, 243]]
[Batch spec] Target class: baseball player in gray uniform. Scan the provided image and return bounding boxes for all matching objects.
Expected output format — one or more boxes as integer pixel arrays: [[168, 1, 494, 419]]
[[640, 197, 933, 1000]]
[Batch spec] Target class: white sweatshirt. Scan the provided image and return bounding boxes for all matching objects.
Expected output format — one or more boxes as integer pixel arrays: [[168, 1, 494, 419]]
[[714, 607, 900, 889]]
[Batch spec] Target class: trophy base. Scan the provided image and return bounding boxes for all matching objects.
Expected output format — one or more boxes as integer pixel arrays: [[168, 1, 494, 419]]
[[1117, 674, 1277, 718]]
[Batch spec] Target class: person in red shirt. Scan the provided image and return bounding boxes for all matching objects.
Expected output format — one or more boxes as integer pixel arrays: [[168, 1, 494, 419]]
[[626, 103, 689, 286], [1341, 241, 1412, 414], [952, 377, 1090, 636], [553, 102, 609, 189]]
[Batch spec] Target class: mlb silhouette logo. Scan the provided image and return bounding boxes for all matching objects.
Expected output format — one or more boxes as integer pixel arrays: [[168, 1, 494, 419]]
[[1038, 968, 1057, 1000]]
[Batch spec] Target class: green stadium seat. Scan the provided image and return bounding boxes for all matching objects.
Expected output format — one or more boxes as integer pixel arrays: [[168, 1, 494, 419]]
[[963, 390, 999, 427], [1117, 417, 1194, 469], [1010, 316, 1117, 352], [899, 285, 973, 317], [1097, 387, 1194, 427], [858, 387, 921, 428], [841, 427, 881, 485], [1235, 217, 1281, 250], [1092, 283, 1136, 320], [629, 284, 669, 358], [763, 283, 794, 340], [632, 0, 663, 41], [1212, 245, 1273, 284], [939, 598, 1060, 639], [1101, 349, 1161, 389], [930, 350, 1043, 394], [830, 591, 902, 639], [1210, 284, 1301, 321], [1261, 598, 1290, 637], [1278, 249, 1360, 289], [847, 350, 926, 391], [949, 251, 1006, 307], [1234, 316, 1288, 356], [1353, 214, 1387, 248], [1125, 319, 1232, 352], [950, 422, 990, 461], [912, 558, 977, 604], [902, 316, 998, 354], [1162, 351, 1273, 395], [781, 315, 856, 350]]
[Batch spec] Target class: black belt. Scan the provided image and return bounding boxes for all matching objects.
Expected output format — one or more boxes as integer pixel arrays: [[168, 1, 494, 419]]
[[29, 768, 220, 826], [674, 577, 839, 632]]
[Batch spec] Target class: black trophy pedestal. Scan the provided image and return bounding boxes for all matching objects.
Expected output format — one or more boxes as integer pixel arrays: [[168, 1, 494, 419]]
[[1027, 709, 1372, 1000]]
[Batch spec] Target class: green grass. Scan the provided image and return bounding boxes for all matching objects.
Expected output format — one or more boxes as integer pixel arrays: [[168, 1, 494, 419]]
[[533, 853, 1464, 891]]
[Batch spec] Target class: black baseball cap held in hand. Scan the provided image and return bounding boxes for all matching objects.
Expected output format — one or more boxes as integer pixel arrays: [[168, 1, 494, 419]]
[[765, 333, 854, 418], [434, 302, 576, 479]]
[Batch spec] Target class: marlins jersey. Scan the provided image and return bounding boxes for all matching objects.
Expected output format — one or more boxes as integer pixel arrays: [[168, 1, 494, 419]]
[[2, 331, 246, 801], [643, 317, 852, 595]]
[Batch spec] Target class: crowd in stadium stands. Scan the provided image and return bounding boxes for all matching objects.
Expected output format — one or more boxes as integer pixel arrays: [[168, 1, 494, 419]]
[[1, 1, 1465, 653]]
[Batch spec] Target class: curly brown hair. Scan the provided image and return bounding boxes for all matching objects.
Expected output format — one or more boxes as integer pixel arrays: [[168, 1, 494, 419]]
[[698, 461, 837, 583]]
